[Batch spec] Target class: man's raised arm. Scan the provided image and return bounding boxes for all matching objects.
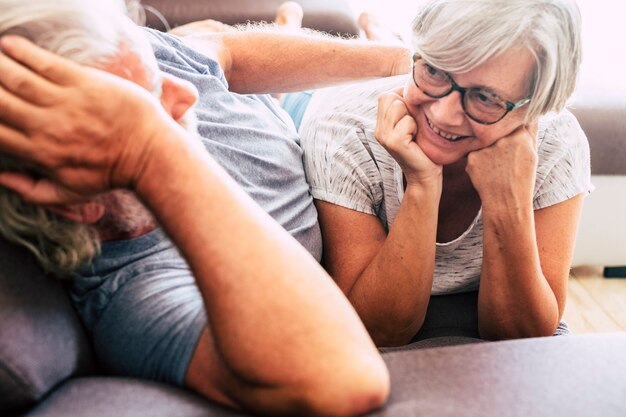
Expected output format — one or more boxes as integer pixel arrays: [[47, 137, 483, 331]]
[[177, 30, 411, 94]]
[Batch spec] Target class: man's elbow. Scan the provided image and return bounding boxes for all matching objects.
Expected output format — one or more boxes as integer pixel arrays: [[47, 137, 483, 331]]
[[301, 360, 390, 417]]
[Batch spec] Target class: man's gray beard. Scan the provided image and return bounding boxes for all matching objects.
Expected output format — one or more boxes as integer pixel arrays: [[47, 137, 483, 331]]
[[95, 110, 199, 235], [94, 189, 155, 234]]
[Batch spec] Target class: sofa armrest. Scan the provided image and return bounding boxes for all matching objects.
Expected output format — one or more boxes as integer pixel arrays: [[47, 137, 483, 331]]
[[0, 240, 95, 415], [140, 0, 359, 37]]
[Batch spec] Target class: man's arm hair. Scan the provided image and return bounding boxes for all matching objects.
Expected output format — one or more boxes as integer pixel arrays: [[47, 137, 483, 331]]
[[174, 25, 411, 94]]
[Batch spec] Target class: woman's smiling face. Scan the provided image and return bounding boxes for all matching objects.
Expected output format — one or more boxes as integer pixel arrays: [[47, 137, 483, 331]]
[[402, 47, 536, 166]]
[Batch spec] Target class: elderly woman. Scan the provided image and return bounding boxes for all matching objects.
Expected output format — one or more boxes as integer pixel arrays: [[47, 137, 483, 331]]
[[298, 0, 592, 346]]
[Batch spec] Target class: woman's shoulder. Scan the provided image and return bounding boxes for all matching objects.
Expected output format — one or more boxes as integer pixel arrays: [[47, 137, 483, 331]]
[[537, 110, 588, 153], [533, 109, 593, 209], [301, 75, 406, 135], [536, 109, 590, 170]]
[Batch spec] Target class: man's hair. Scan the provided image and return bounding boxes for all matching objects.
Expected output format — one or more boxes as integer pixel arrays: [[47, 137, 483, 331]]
[[411, 0, 582, 122], [0, 0, 158, 277]]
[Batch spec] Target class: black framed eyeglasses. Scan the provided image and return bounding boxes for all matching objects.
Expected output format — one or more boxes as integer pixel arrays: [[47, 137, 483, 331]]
[[412, 54, 530, 125]]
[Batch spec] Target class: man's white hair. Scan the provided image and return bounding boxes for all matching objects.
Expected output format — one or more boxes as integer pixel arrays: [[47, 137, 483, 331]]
[[0, 0, 158, 86], [0, 0, 158, 277], [411, 0, 582, 121]]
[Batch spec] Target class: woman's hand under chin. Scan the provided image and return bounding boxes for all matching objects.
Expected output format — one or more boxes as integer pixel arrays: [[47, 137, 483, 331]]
[[374, 88, 442, 186], [465, 123, 539, 213]]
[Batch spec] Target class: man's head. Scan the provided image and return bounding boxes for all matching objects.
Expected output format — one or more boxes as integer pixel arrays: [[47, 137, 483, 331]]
[[0, 0, 198, 277]]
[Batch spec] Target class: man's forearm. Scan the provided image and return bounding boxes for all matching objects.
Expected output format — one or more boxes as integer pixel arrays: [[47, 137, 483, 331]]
[[134, 121, 389, 402], [181, 30, 410, 94]]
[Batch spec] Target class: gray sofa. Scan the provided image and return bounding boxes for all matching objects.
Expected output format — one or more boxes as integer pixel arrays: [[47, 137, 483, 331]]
[[2, 1, 626, 416], [3, 237, 626, 417]]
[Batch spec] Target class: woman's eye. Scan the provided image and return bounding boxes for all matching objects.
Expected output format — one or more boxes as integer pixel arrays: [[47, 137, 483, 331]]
[[425, 64, 444, 79], [473, 91, 502, 108], [422, 64, 449, 86]]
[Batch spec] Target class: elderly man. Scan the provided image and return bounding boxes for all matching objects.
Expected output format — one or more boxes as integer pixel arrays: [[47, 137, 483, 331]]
[[0, 0, 410, 415]]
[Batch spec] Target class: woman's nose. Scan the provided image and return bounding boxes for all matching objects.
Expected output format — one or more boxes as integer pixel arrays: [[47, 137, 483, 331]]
[[428, 90, 466, 126]]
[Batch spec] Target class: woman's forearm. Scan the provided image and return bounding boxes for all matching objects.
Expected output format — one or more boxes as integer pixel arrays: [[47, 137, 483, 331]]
[[348, 178, 442, 346], [478, 205, 560, 340]]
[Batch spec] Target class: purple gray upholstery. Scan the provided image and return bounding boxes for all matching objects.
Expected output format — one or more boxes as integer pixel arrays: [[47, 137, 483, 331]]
[[0, 240, 94, 415], [571, 100, 626, 175], [141, 0, 359, 37]]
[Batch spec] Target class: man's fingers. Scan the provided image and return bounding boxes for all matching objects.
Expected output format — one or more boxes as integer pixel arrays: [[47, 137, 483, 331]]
[[0, 36, 81, 85], [0, 121, 36, 157], [0, 84, 43, 127], [0, 51, 59, 106], [0, 172, 83, 205]]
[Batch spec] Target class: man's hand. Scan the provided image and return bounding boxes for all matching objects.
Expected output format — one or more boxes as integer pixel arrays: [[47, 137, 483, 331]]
[[375, 89, 442, 185], [0, 36, 176, 204], [465, 124, 539, 212]]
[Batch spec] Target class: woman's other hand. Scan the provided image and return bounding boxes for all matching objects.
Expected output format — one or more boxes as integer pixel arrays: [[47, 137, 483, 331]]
[[465, 123, 539, 212], [375, 89, 442, 185]]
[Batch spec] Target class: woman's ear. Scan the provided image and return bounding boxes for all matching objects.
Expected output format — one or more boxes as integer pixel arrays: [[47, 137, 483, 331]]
[[46, 202, 106, 224], [159, 73, 198, 122]]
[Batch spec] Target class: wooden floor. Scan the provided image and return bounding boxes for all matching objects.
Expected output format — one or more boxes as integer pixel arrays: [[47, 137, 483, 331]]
[[564, 265, 626, 333]]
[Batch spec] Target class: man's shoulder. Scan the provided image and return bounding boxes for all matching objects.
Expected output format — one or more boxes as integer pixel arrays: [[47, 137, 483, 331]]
[[141, 28, 223, 78]]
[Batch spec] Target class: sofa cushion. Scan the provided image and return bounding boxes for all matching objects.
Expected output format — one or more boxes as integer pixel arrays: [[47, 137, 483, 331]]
[[372, 333, 626, 417], [25, 377, 243, 417], [0, 239, 94, 414]]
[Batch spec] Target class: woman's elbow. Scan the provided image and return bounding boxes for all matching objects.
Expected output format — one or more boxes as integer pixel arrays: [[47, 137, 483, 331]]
[[368, 314, 426, 347]]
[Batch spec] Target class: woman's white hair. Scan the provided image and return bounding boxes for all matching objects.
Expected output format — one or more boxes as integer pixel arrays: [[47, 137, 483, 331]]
[[411, 0, 582, 121], [0, 0, 157, 277]]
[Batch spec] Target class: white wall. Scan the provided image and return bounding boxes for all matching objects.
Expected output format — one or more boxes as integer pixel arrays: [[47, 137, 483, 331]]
[[573, 176, 626, 266]]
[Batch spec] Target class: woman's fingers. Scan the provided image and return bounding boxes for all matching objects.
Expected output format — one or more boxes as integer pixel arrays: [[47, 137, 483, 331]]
[[376, 93, 413, 142], [388, 99, 411, 129], [0, 36, 81, 85], [526, 122, 539, 148], [395, 113, 418, 138]]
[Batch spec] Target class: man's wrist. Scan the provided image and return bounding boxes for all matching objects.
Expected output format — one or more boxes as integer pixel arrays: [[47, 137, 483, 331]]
[[131, 121, 195, 204], [388, 47, 412, 76]]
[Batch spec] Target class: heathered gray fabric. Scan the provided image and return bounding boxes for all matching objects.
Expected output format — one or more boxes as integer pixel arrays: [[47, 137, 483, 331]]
[[300, 75, 593, 295], [145, 29, 322, 261]]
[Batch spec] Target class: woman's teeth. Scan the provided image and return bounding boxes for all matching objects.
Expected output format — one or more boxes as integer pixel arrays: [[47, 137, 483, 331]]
[[427, 117, 463, 141]]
